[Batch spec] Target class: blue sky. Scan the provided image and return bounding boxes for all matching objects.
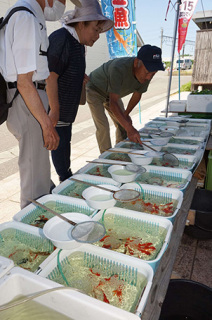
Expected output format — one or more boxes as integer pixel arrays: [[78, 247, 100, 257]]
[[136, 0, 211, 58]]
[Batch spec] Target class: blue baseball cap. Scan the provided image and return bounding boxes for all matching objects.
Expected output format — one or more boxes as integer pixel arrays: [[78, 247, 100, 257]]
[[137, 45, 165, 72]]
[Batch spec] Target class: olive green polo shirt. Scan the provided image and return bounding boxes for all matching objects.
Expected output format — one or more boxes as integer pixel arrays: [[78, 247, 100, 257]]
[[88, 57, 150, 98]]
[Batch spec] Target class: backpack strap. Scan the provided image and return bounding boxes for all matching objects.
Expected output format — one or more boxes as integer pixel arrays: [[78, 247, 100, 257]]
[[0, 7, 35, 107], [0, 6, 35, 30]]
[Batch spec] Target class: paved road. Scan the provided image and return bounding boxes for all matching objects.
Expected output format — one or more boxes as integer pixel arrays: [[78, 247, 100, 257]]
[[0, 72, 191, 180]]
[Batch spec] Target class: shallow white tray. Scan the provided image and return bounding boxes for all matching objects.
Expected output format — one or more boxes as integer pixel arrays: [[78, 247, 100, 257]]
[[0, 266, 137, 320], [0, 256, 14, 279], [120, 182, 183, 222], [13, 194, 96, 227], [100, 149, 197, 171], [0, 221, 53, 273], [92, 207, 173, 272], [38, 244, 154, 320], [52, 173, 121, 197], [140, 165, 192, 192]]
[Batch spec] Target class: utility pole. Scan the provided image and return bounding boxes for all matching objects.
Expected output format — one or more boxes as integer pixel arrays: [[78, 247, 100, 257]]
[[161, 28, 163, 50]]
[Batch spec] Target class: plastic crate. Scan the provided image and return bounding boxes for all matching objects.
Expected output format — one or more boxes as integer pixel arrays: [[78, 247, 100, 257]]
[[119, 183, 183, 222], [92, 207, 173, 271], [52, 173, 121, 198], [100, 150, 196, 171], [37, 244, 153, 319], [13, 194, 96, 229], [0, 267, 134, 320], [0, 256, 14, 279], [205, 150, 212, 191], [0, 221, 54, 273], [137, 165, 192, 192]]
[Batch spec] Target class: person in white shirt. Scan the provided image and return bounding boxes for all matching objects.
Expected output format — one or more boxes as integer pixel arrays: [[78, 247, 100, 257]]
[[0, 0, 67, 208]]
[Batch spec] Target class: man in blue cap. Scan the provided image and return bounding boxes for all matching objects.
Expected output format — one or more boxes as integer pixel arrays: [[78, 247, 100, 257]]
[[86, 44, 165, 153]]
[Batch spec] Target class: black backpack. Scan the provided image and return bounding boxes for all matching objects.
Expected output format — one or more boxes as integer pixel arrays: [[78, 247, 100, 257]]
[[0, 6, 34, 125]]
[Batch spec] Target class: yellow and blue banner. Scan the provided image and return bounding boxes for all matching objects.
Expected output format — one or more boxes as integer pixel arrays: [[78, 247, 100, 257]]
[[101, 0, 137, 59]]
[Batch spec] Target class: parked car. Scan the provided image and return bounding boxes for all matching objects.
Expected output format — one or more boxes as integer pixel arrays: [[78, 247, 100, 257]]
[[176, 58, 192, 70]]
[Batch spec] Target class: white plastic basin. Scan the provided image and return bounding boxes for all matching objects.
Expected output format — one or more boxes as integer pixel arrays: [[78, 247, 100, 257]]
[[108, 165, 137, 183], [43, 212, 91, 249], [82, 184, 119, 210], [129, 151, 153, 166]]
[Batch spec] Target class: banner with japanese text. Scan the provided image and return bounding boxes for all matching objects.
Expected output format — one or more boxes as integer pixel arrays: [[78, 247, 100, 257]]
[[101, 0, 137, 59], [178, 0, 198, 52]]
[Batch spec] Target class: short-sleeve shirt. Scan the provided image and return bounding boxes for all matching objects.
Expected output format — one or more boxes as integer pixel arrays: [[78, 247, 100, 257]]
[[88, 57, 150, 98], [0, 0, 49, 82]]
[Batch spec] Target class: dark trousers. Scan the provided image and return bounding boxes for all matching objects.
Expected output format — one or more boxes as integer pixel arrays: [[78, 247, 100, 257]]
[[51, 124, 73, 182]]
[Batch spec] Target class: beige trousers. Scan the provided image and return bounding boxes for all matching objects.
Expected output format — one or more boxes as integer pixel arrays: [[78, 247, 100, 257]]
[[86, 86, 127, 154], [6, 88, 51, 209]]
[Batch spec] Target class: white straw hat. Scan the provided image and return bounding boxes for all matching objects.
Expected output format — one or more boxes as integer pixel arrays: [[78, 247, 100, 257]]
[[61, 0, 114, 33]]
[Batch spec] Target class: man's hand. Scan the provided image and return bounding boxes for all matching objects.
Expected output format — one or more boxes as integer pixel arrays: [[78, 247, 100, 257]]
[[42, 118, 60, 150], [127, 126, 142, 144]]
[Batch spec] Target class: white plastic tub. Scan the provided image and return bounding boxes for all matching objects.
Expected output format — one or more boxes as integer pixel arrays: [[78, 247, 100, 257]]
[[139, 165, 192, 192], [0, 221, 54, 273], [13, 194, 96, 228], [120, 183, 183, 222], [92, 207, 173, 271], [100, 150, 197, 171], [52, 173, 121, 198], [0, 267, 138, 320], [38, 244, 154, 319], [0, 256, 14, 279]]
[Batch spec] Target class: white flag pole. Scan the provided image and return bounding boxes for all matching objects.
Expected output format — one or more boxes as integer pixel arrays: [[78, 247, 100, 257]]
[[165, 0, 181, 117]]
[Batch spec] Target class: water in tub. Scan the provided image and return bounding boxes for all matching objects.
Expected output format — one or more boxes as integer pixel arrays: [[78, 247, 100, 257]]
[[116, 194, 177, 217], [21, 201, 92, 228], [59, 181, 91, 198], [0, 299, 72, 320], [105, 153, 193, 170], [94, 213, 167, 261], [47, 251, 147, 313], [0, 229, 54, 272], [135, 172, 187, 189]]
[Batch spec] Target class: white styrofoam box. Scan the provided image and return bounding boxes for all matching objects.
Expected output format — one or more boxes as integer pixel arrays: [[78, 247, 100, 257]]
[[92, 207, 173, 272], [0, 221, 54, 273], [0, 267, 141, 320], [187, 94, 212, 113], [120, 182, 183, 222], [52, 173, 121, 197], [0, 256, 14, 279], [13, 194, 96, 227], [140, 165, 192, 192], [37, 244, 154, 319], [168, 100, 187, 112]]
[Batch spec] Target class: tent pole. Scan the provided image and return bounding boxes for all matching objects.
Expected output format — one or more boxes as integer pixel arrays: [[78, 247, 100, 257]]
[[165, 0, 181, 117]]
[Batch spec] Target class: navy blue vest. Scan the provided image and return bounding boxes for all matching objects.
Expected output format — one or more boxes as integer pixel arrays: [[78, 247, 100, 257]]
[[48, 28, 85, 123]]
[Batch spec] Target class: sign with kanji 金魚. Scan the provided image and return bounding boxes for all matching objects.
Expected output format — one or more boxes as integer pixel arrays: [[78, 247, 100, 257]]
[[178, 0, 198, 52], [101, 0, 137, 59]]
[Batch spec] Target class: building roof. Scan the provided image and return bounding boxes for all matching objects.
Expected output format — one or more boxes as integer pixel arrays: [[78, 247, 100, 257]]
[[192, 10, 212, 29]]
